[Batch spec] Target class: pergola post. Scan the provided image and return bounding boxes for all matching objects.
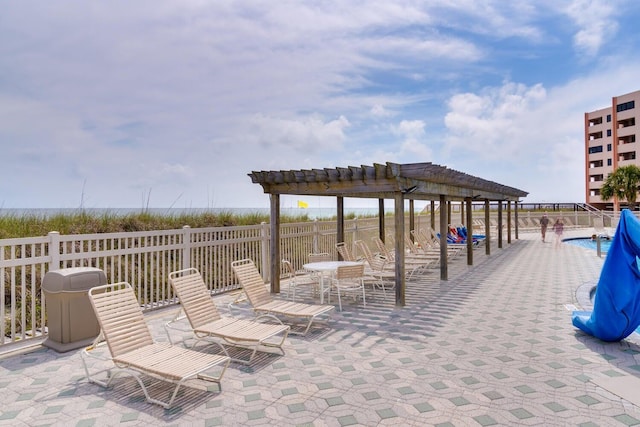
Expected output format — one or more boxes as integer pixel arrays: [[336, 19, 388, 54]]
[[440, 194, 448, 281], [337, 196, 344, 252], [378, 199, 385, 242], [484, 199, 491, 255], [497, 201, 503, 249], [394, 193, 406, 306], [269, 193, 280, 293], [514, 201, 519, 240], [466, 197, 473, 266], [507, 201, 512, 244]]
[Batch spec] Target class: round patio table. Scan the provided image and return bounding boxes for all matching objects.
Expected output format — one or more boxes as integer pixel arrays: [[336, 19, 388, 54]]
[[303, 261, 363, 304]]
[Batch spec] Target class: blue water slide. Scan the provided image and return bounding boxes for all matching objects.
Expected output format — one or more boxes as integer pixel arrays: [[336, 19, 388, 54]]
[[572, 209, 640, 341]]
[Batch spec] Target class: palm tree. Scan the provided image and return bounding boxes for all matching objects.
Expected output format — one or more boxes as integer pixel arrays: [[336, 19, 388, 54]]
[[600, 164, 640, 210]]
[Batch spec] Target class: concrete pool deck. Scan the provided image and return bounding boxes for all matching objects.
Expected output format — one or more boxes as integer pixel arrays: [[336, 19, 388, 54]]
[[3, 229, 640, 426]]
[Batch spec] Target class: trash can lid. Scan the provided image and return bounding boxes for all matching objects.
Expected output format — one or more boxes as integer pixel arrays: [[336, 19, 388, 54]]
[[42, 267, 107, 292]]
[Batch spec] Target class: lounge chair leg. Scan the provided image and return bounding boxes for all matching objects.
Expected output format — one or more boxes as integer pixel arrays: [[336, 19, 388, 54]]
[[240, 345, 260, 366]]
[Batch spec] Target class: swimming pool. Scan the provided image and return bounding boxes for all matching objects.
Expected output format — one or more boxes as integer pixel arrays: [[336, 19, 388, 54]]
[[563, 236, 612, 253]]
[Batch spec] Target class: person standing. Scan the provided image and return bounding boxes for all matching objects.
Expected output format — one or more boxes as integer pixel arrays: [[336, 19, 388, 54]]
[[540, 213, 550, 242], [552, 217, 564, 249]]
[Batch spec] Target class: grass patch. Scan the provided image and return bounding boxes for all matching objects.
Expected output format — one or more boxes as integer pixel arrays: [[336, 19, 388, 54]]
[[0, 210, 367, 239]]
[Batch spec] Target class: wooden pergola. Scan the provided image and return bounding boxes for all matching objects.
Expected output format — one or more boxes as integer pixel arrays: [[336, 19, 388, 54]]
[[248, 162, 528, 306]]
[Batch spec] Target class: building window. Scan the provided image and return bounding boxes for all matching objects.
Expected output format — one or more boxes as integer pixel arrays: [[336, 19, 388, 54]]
[[607, 129, 612, 137], [589, 146, 603, 154], [617, 100, 635, 112], [607, 144, 612, 151], [607, 114, 611, 122], [607, 158, 612, 166]]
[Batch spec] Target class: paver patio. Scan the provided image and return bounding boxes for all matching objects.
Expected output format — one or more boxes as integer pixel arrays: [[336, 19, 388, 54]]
[[2, 229, 640, 426]]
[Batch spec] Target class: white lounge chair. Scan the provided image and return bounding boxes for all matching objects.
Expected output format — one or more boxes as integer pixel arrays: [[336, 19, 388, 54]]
[[166, 268, 290, 365], [413, 228, 463, 258], [372, 236, 436, 275], [354, 240, 396, 297], [81, 282, 230, 409], [335, 242, 356, 261], [231, 259, 334, 336]]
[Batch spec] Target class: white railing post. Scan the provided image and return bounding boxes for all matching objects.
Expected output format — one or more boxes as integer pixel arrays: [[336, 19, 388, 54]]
[[260, 222, 269, 280], [352, 217, 358, 249], [313, 219, 319, 253], [182, 226, 191, 270], [48, 231, 61, 270]]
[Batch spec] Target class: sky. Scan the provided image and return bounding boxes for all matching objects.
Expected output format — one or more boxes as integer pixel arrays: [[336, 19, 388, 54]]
[[2, 0, 640, 210]]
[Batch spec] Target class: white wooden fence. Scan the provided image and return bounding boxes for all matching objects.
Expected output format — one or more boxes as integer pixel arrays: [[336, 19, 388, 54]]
[[0, 218, 380, 348]]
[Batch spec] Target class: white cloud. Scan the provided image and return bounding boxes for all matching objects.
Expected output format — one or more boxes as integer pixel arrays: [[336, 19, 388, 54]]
[[432, 0, 543, 40], [444, 82, 547, 158], [370, 104, 395, 118], [359, 35, 484, 62], [394, 120, 427, 139], [564, 0, 619, 57], [247, 114, 351, 153], [390, 120, 433, 160]]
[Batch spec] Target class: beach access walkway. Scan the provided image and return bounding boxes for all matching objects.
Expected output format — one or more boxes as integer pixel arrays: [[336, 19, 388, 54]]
[[2, 229, 640, 426]]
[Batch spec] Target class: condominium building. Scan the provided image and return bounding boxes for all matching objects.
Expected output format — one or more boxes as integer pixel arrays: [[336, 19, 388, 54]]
[[585, 89, 640, 210]]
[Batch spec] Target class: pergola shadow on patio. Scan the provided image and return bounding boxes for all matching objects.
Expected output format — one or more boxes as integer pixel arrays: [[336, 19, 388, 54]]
[[249, 162, 528, 306]]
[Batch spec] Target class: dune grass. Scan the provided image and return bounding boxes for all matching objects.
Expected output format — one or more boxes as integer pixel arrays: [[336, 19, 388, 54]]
[[0, 210, 363, 239]]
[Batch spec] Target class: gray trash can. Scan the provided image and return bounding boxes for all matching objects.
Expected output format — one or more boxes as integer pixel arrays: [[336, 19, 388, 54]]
[[42, 267, 106, 352]]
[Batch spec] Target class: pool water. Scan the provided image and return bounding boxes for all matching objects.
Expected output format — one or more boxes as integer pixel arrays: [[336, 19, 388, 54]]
[[563, 237, 612, 253]]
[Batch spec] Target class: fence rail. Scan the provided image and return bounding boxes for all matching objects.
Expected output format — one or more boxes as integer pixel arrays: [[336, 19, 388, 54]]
[[1, 210, 613, 349]]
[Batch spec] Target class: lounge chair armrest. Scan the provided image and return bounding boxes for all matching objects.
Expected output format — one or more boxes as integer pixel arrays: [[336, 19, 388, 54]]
[[164, 318, 194, 345], [228, 295, 254, 315], [83, 332, 108, 358], [254, 313, 285, 325]]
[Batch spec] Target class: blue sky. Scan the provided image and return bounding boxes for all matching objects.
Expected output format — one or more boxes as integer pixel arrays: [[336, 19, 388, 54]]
[[2, 0, 640, 209]]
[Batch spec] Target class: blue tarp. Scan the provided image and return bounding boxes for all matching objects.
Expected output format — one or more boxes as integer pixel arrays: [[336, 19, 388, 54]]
[[572, 209, 640, 341]]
